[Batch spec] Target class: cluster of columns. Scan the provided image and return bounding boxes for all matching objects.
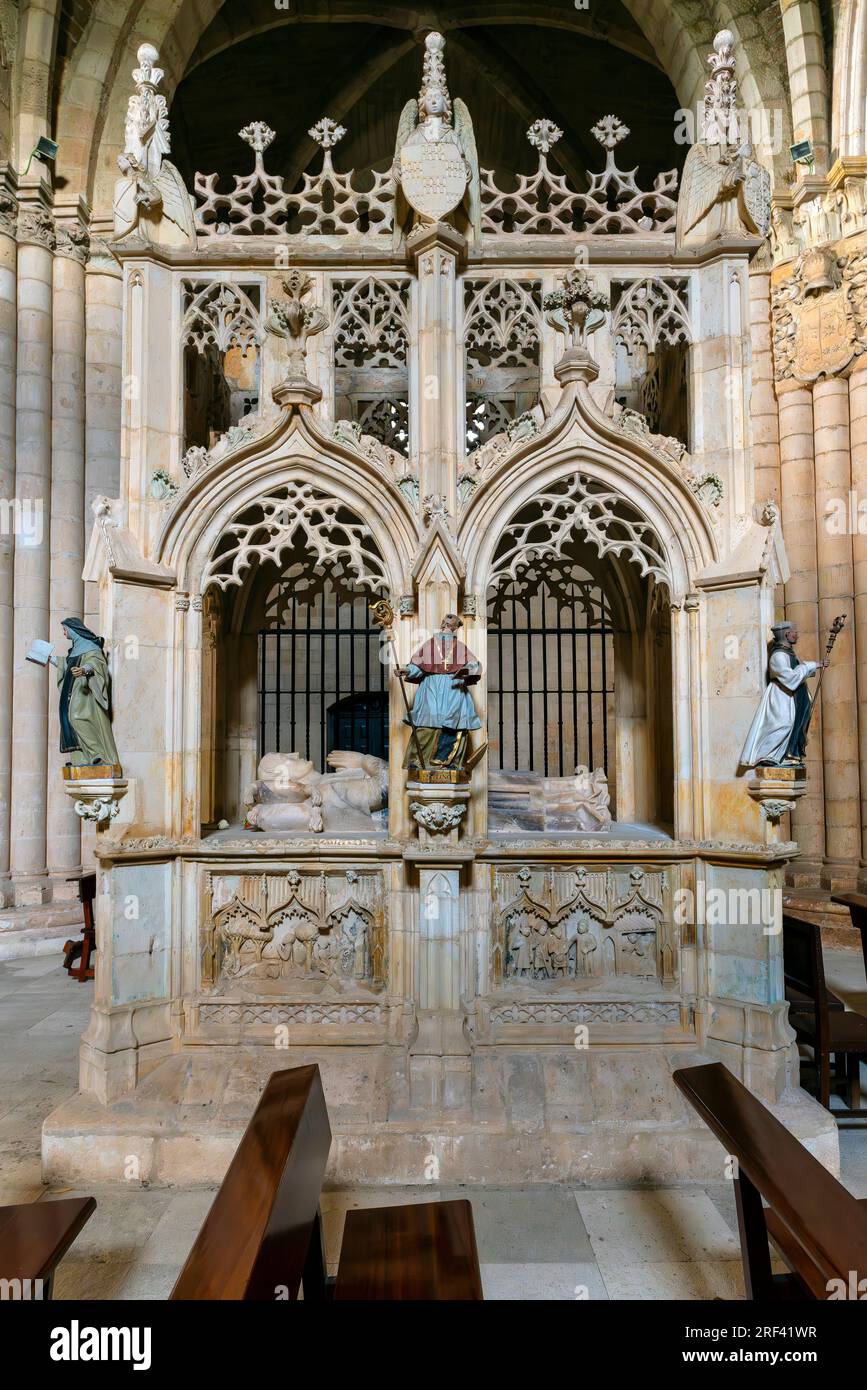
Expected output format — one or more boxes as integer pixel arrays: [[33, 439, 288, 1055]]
[[0, 170, 123, 907], [773, 363, 864, 892], [749, 253, 867, 896]]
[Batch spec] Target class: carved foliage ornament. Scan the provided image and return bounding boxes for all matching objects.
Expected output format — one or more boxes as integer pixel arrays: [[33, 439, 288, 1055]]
[[409, 801, 467, 833]]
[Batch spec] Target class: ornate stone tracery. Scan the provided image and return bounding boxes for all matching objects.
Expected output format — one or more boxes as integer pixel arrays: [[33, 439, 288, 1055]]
[[201, 483, 390, 594], [611, 278, 691, 354], [194, 121, 395, 237], [480, 115, 677, 236], [332, 277, 411, 452], [182, 280, 264, 354], [464, 277, 542, 449], [488, 473, 670, 592]]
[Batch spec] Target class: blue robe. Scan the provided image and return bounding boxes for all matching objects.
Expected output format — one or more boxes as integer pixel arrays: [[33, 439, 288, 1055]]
[[403, 633, 481, 732]]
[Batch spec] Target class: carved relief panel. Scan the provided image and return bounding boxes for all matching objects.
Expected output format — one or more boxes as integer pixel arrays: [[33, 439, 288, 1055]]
[[202, 867, 387, 991], [491, 864, 675, 988]]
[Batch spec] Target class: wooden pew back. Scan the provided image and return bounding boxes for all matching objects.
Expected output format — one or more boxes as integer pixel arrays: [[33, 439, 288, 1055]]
[[674, 1061, 867, 1299], [170, 1064, 331, 1301]]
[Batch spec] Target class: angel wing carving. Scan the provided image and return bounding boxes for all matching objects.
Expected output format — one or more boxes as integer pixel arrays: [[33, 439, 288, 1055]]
[[675, 143, 726, 245], [155, 161, 197, 243], [454, 98, 481, 244], [392, 98, 418, 248]]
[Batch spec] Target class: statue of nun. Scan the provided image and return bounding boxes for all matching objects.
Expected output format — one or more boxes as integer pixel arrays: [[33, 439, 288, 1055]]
[[57, 618, 121, 769]]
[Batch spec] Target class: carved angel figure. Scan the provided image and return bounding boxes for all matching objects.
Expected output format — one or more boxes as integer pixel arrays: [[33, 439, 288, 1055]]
[[114, 44, 195, 245], [674, 32, 770, 249], [392, 32, 481, 245]]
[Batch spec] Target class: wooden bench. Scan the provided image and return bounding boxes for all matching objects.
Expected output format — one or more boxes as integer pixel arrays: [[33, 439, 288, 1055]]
[[831, 892, 867, 982], [171, 1063, 482, 1301], [783, 911, 867, 1115], [674, 1061, 867, 1299], [62, 871, 96, 982], [0, 1196, 96, 1299]]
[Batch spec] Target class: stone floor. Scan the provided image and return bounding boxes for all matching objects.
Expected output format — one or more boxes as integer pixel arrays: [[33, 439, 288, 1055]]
[[2, 949, 866, 1301]]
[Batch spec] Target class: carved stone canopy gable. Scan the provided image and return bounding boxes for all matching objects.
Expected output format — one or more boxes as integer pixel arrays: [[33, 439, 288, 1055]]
[[204, 868, 386, 990], [493, 864, 672, 986], [202, 482, 390, 594]]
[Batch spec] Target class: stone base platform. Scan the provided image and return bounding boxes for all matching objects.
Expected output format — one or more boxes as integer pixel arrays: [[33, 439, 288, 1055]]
[[42, 1044, 839, 1189], [0, 903, 84, 961]]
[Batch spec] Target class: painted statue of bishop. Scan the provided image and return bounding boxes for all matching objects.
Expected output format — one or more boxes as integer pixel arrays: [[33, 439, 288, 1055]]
[[399, 614, 482, 772]]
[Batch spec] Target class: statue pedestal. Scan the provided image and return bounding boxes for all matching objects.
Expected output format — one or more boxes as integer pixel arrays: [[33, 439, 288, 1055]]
[[747, 765, 806, 845], [62, 766, 128, 827], [553, 345, 601, 386], [407, 773, 470, 847], [271, 375, 322, 408]]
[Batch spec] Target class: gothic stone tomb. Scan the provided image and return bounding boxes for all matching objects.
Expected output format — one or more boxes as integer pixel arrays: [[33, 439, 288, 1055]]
[[42, 35, 838, 1187]]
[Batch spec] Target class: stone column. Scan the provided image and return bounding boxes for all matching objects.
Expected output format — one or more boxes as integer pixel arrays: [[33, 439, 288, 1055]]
[[777, 380, 824, 875], [408, 222, 465, 523], [46, 210, 90, 898], [0, 178, 18, 906], [10, 190, 54, 904], [812, 375, 859, 889], [84, 234, 123, 630], [848, 361, 867, 876], [748, 267, 781, 506]]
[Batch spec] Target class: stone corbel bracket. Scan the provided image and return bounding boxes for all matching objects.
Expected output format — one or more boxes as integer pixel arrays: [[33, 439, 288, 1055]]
[[746, 766, 806, 845], [407, 778, 471, 848], [63, 776, 129, 827]]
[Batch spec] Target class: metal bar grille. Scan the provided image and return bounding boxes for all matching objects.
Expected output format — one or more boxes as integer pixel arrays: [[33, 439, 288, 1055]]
[[258, 575, 387, 767], [488, 574, 615, 778]]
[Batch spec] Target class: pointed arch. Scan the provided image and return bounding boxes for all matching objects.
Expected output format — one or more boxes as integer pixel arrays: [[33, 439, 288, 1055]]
[[156, 406, 418, 598], [460, 379, 718, 603]]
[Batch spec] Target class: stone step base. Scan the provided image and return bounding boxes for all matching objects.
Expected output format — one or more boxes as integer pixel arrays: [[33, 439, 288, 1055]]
[[41, 1045, 838, 1189], [0, 906, 84, 960], [783, 888, 861, 951]]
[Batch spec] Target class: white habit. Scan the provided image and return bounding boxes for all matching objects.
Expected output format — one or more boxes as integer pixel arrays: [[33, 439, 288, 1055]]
[[739, 649, 818, 766]]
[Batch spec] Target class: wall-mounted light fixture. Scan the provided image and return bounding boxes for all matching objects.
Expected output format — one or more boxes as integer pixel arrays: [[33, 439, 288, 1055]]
[[20, 136, 59, 177]]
